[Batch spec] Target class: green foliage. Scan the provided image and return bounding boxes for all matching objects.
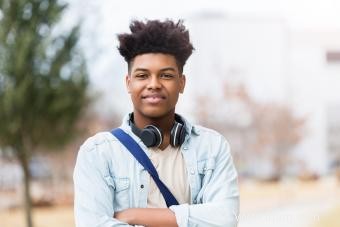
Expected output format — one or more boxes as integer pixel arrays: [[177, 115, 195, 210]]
[[0, 0, 90, 152]]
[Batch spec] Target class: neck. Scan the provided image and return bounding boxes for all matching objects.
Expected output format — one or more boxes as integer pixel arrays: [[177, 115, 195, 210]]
[[133, 111, 175, 133], [133, 111, 175, 150]]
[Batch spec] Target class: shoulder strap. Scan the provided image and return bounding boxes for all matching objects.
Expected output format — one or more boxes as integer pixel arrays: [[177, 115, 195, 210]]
[[111, 128, 179, 207]]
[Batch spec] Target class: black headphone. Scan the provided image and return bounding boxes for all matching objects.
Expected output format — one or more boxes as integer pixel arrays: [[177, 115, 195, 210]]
[[129, 113, 186, 148]]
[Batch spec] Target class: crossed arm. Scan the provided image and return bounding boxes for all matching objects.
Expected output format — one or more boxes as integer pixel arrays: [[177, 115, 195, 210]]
[[73, 145, 180, 227], [74, 136, 239, 227], [114, 208, 178, 227]]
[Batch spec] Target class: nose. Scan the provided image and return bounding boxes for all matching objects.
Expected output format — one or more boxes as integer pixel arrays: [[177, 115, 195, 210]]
[[146, 75, 161, 90]]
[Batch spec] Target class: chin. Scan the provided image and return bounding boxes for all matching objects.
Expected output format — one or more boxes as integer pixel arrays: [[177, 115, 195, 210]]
[[142, 111, 166, 119], [140, 108, 174, 119]]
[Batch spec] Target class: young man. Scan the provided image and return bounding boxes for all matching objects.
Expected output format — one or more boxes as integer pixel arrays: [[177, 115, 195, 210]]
[[73, 19, 239, 227]]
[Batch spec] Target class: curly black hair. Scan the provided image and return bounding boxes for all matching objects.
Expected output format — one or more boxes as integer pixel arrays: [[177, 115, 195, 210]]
[[117, 19, 194, 73]]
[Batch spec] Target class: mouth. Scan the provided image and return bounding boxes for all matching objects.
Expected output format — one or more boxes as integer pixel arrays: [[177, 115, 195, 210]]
[[142, 94, 166, 104]]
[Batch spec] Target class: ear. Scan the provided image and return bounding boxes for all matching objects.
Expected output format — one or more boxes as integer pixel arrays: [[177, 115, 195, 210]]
[[125, 74, 131, 93], [179, 74, 186, 94]]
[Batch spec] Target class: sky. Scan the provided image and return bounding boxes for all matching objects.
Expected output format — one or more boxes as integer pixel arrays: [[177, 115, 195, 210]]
[[65, 0, 340, 117]]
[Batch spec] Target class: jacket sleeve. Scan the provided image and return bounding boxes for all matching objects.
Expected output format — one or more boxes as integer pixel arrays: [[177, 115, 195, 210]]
[[170, 137, 240, 227], [73, 138, 134, 227]]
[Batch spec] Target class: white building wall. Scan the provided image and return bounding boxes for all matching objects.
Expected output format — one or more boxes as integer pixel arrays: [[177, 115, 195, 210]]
[[289, 31, 340, 174], [184, 12, 340, 175], [181, 13, 289, 120]]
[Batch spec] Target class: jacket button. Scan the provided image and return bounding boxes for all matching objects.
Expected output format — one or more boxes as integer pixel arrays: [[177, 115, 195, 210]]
[[140, 184, 144, 189]]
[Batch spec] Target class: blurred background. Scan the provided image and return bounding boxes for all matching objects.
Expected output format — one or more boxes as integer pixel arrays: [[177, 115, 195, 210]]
[[1, 0, 340, 227]]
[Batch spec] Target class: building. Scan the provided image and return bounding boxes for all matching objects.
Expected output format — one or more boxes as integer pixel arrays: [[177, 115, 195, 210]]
[[183, 11, 340, 176]]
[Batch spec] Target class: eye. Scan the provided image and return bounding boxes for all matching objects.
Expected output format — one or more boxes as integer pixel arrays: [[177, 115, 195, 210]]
[[160, 73, 174, 79], [135, 74, 148, 79]]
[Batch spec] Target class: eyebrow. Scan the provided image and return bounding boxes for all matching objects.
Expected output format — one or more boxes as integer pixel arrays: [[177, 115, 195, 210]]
[[160, 67, 176, 72], [133, 68, 148, 72], [133, 67, 177, 73]]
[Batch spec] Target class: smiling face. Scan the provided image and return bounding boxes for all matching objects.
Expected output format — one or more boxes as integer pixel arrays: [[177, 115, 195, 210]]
[[126, 53, 186, 121]]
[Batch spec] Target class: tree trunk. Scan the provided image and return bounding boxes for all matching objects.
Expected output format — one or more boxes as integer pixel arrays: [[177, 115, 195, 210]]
[[272, 150, 283, 180], [19, 151, 34, 227]]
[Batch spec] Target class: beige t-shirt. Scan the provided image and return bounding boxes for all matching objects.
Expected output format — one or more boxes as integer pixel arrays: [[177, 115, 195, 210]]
[[147, 145, 191, 208]]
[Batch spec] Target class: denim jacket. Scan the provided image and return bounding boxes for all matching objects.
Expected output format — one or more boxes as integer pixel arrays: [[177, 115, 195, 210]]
[[73, 114, 239, 227]]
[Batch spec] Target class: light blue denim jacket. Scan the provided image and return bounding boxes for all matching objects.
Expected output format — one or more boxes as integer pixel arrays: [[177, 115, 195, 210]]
[[73, 114, 239, 227]]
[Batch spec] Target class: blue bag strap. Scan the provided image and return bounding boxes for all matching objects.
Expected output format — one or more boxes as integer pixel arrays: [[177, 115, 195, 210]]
[[111, 128, 179, 207]]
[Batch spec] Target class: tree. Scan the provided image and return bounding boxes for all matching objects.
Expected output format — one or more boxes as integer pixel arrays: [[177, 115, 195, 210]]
[[0, 1, 90, 226], [195, 82, 305, 179]]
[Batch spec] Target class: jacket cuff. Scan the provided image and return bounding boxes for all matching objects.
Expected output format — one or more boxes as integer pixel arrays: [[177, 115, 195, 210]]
[[169, 203, 189, 227]]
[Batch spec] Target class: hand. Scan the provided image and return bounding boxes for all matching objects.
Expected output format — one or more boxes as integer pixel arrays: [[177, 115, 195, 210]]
[[114, 209, 135, 224], [114, 208, 178, 227]]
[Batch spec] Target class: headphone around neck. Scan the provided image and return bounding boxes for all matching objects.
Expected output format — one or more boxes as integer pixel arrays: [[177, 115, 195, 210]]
[[129, 113, 186, 148]]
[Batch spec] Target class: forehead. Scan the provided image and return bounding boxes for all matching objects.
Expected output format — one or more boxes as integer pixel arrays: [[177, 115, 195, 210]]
[[130, 53, 179, 72]]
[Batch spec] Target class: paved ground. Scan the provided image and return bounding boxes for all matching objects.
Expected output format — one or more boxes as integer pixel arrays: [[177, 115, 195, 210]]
[[238, 177, 340, 227], [0, 177, 339, 227], [239, 196, 339, 227]]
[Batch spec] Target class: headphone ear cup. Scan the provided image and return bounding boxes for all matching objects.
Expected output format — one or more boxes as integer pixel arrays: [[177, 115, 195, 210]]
[[170, 122, 186, 147], [178, 125, 186, 146], [141, 125, 163, 147]]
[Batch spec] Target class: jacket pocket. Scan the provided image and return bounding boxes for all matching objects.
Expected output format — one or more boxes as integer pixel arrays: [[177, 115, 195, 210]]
[[198, 158, 216, 175], [196, 158, 216, 203], [105, 176, 130, 209], [113, 177, 130, 192]]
